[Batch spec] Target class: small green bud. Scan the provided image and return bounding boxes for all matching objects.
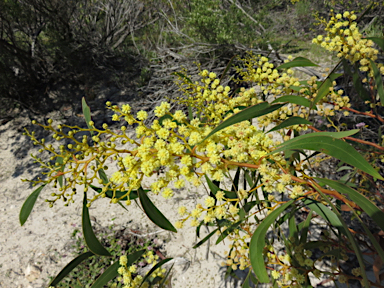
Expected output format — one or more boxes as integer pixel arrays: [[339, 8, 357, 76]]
[[89, 121, 94, 126], [102, 123, 108, 129], [32, 120, 37, 124], [106, 101, 111, 106], [68, 144, 73, 149], [47, 119, 53, 124]]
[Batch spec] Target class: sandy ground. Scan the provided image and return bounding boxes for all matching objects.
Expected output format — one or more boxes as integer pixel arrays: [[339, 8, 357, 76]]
[[0, 108, 246, 288]]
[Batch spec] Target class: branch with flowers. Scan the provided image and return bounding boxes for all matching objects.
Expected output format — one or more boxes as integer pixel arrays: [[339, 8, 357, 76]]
[[21, 8, 384, 288]]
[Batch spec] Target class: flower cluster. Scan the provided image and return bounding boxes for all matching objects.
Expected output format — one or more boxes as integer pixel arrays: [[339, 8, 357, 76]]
[[116, 250, 166, 288], [312, 10, 384, 77]]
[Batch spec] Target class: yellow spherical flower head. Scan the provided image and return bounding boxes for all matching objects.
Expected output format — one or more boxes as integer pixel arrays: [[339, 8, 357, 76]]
[[191, 207, 202, 218], [178, 206, 188, 216], [112, 114, 120, 121], [215, 190, 225, 201], [190, 219, 199, 227], [119, 255, 128, 266], [161, 188, 174, 199], [229, 204, 239, 216], [204, 196, 215, 208], [136, 110, 148, 121], [214, 206, 226, 219]]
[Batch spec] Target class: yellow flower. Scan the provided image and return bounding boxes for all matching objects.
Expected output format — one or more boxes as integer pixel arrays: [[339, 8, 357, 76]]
[[121, 104, 131, 113], [178, 206, 187, 216], [215, 191, 225, 201], [271, 270, 280, 279], [175, 221, 183, 229]]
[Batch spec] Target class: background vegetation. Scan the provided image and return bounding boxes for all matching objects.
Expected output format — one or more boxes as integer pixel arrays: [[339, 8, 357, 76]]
[[1, 0, 383, 119]]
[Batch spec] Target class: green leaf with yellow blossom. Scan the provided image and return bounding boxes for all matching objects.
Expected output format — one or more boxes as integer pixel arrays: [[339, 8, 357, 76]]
[[271, 133, 383, 180], [277, 57, 318, 70], [272, 95, 313, 108], [91, 249, 146, 288], [312, 78, 332, 106], [205, 175, 237, 199], [82, 97, 94, 133], [202, 102, 284, 143], [90, 184, 150, 200], [49, 251, 94, 286], [367, 37, 384, 52], [138, 187, 177, 233], [82, 193, 111, 256], [250, 200, 294, 283], [139, 258, 173, 288], [266, 116, 312, 133], [56, 156, 64, 188], [20, 184, 46, 226]]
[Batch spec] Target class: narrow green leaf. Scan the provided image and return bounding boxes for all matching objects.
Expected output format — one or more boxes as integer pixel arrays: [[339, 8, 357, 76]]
[[220, 55, 236, 82], [158, 263, 174, 288], [20, 185, 46, 226], [313, 78, 332, 106], [272, 95, 312, 108], [188, 104, 193, 121], [205, 175, 237, 199], [56, 156, 64, 188], [232, 167, 241, 192], [271, 134, 383, 180], [91, 250, 146, 288], [304, 241, 333, 250], [315, 178, 384, 232], [127, 249, 146, 265], [343, 60, 370, 101], [139, 258, 173, 288], [241, 270, 253, 288], [300, 211, 313, 244], [277, 57, 318, 69], [173, 72, 192, 83], [367, 37, 384, 52], [98, 169, 109, 185], [303, 199, 345, 235], [348, 202, 384, 269], [82, 193, 111, 256], [369, 59, 384, 106], [250, 201, 294, 283], [138, 187, 177, 233], [49, 252, 94, 286], [216, 219, 243, 244], [193, 228, 219, 249], [288, 214, 298, 243], [311, 185, 370, 287], [329, 73, 344, 82], [267, 116, 312, 133], [90, 260, 119, 288], [90, 185, 149, 201], [201, 102, 284, 143], [82, 97, 93, 134]]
